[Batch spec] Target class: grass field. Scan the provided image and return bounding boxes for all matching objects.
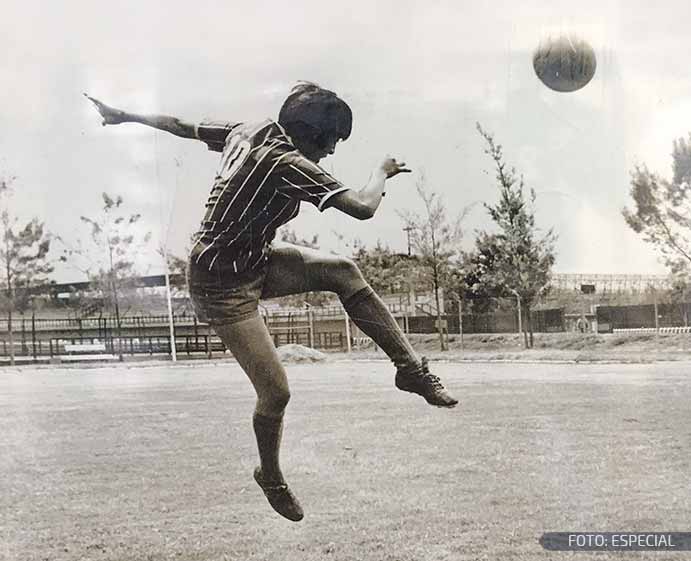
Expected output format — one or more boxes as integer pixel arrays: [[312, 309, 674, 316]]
[[2, 359, 690, 560]]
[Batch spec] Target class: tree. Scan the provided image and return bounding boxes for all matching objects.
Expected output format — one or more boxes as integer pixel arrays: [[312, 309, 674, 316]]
[[457, 232, 504, 314], [0, 177, 54, 365], [475, 123, 557, 348], [662, 268, 690, 327], [399, 174, 465, 351], [623, 134, 691, 277], [352, 241, 416, 295], [62, 192, 151, 357]]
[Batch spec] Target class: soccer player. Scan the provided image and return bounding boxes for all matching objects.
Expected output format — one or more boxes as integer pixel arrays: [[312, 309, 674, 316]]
[[85, 83, 458, 522]]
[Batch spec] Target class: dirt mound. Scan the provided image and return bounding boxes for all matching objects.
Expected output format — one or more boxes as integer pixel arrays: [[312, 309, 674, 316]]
[[276, 344, 328, 363], [536, 333, 606, 350], [406, 332, 691, 355]]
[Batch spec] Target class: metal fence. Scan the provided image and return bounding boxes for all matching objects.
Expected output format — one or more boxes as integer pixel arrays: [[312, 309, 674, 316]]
[[0, 308, 351, 361], [596, 302, 691, 332], [11, 300, 691, 362]]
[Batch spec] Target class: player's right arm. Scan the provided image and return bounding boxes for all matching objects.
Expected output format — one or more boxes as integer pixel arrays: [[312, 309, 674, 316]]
[[84, 93, 196, 138], [327, 157, 411, 220], [276, 155, 410, 221]]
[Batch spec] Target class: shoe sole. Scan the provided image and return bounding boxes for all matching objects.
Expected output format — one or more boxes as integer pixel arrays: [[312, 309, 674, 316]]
[[253, 468, 304, 522], [395, 383, 459, 408]]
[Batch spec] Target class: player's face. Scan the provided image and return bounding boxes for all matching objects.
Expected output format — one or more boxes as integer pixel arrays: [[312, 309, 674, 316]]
[[302, 132, 340, 163]]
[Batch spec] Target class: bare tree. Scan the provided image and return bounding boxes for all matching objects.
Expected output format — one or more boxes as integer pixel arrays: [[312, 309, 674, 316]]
[[399, 174, 465, 351], [61, 192, 151, 358]]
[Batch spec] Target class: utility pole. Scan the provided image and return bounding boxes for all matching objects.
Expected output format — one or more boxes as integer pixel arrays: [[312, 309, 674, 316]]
[[653, 286, 659, 341], [164, 260, 177, 362], [403, 226, 414, 256]]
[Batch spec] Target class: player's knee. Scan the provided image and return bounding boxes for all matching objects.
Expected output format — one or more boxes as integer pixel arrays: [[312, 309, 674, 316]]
[[260, 386, 291, 414], [328, 257, 364, 292], [274, 386, 291, 410]]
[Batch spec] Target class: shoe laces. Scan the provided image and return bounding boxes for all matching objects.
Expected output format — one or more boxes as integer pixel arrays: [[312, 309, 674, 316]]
[[423, 372, 444, 391], [420, 357, 444, 391]]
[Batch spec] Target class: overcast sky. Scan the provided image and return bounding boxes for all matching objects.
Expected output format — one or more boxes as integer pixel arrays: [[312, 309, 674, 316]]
[[2, 0, 690, 281]]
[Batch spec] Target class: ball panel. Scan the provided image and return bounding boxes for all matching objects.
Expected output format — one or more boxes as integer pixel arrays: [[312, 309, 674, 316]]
[[533, 36, 597, 93]]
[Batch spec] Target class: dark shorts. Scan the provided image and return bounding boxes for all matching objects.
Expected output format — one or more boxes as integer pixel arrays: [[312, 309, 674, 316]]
[[188, 242, 367, 326], [187, 262, 267, 326], [187, 244, 308, 326]]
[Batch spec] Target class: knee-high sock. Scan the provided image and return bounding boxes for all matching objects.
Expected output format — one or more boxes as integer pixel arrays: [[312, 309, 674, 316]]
[[253, 413, 284, 482], [341, 286, 420, 370]]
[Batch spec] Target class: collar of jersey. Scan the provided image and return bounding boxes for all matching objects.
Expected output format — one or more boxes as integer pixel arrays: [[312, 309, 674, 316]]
[[273, 120, 296, 147]]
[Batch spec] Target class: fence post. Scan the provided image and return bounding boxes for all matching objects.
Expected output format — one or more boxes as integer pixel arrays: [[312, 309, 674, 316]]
[[306, 304, 314, 348], [20, 317, 27, 356], [458, 297, 464, 351], [31, 313, 37, 363], [343, 305, 352, 353], [285, 312, 292, 344]]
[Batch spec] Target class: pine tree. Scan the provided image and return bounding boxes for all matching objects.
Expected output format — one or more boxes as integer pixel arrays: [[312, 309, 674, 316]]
[[475, 123, 557, 347]]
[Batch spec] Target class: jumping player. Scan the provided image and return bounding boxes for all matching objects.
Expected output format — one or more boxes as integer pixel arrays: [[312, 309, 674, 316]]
[[85, 84, 458, 522]]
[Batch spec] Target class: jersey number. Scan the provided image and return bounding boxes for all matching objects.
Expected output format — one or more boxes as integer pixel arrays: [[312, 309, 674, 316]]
[[218, 136, 251, 181]]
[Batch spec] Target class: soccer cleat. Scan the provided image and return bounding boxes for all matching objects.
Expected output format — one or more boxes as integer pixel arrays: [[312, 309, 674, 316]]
[[253, 467, 304, 522], [395, 357, 458, 408]]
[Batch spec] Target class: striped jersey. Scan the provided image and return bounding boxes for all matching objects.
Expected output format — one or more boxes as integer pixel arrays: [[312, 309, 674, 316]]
[[189, 119, 348, 274]]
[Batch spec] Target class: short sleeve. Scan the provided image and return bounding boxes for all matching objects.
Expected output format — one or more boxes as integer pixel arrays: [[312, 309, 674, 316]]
[[276, 155, 349, 211], [195, 120, 238, 152]]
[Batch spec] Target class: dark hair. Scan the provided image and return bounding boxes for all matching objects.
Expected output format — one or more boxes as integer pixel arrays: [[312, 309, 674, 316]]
[[278, 82, 352, 147]]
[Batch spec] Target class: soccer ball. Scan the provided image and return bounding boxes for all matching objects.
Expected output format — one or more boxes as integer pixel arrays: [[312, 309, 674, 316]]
[[533, 35, 597, 93]]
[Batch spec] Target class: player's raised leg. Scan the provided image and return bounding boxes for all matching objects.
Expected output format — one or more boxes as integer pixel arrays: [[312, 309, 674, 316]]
[[262, 244, 458, 407], [213, 316, 304, 521]]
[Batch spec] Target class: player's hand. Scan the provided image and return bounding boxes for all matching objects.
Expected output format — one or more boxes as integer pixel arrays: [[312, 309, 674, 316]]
[[83, 93, 127, 126], [380, 156, 411, 179]]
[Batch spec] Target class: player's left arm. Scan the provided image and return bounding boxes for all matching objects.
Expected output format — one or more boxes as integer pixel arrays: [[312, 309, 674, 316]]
[[84, 93, 196, 138]]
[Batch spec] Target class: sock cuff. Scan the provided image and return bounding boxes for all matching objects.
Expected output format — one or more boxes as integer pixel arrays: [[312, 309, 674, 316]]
[[341, 285, 375, 309]]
